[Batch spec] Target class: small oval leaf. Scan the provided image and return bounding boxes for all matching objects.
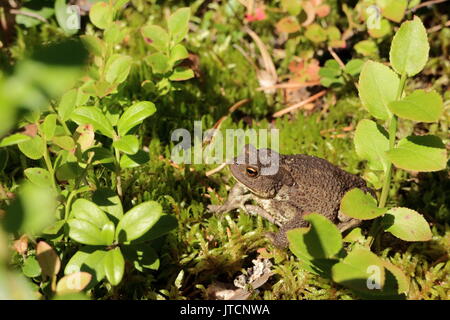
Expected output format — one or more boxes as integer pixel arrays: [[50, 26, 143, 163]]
[[387, 135, 447, 172], [358, 61, 399, 120], [104, 247, 124, 286], [340, 188, 387, 220], [117, 101, 156, 137], [382, 207, 432, 241], [389, 16, 429, 77], [388, 89, 443, 123], [116, 201, 162, 243]]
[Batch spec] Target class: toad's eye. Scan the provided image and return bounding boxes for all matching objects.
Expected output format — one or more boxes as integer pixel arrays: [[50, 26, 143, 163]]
[[245, 167, 258, 177]]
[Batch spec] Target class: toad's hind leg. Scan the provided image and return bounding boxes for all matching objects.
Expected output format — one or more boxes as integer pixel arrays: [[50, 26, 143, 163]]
[[267, 215, 309, 248], [337, 209, 362, 233]]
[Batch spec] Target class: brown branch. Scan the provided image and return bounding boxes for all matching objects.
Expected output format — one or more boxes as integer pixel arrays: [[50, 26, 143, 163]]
[[273, 90, 327, 118], [408, 0, 448, 12], [256, 81, 321, 91], [10, 9, 48, 23]]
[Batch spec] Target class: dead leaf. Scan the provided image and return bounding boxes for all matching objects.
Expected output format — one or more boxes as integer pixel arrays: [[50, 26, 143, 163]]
[[36, 241, 61, 279], [56, 272, 92, 294], [316, 4, 331, 17], [302, 1, 316, 26], [22, 124, 38, 137], [74, 124, 95, 152], [276, 16, 301, 33], [13, 235, 28, 255]]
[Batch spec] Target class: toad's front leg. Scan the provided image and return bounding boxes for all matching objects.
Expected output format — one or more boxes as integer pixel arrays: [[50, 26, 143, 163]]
[[207, 183, 253, 214]]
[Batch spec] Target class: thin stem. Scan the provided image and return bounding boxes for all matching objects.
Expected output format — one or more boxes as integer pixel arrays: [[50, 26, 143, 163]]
[[43, 144, 57, 191], [378, 73, 407, 208], [367, 73, 407, 248]]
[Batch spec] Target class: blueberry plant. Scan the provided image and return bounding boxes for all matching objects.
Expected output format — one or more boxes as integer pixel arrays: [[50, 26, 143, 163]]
[[287, 16, 447, 299], [0, 1, 192, 298]]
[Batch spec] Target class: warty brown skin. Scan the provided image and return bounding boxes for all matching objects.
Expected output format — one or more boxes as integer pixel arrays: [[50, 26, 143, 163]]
[[208, 144, 375, 248]]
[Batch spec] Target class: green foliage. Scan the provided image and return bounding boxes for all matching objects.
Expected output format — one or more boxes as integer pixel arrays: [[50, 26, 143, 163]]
[[288, 16, 447, 299]]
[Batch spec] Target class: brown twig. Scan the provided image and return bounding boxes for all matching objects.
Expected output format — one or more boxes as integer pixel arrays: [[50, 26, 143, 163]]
[[427, 20, 450, 33], [273, 90, 327, 118], [407, 0, 448, 12], [328, 46, 346, 69], [10, 9, 48, 23], [256, 81, 321, 91]]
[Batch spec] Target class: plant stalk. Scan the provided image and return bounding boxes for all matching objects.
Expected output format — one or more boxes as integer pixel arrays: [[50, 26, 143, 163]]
[[368, 73, 407, 248]]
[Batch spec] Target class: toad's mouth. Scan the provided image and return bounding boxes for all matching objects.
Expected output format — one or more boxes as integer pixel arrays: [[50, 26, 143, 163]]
[[229, 169, 275, 199]]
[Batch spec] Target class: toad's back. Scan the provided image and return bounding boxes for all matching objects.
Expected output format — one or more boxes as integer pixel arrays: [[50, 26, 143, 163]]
[[280, 154, 371, 220]]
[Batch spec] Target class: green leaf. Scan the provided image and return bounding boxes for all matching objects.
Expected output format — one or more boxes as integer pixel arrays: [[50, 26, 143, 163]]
[[340, 188, 387, 220], [22, 256, 42, 278], [319, 60, 341, 78], [71, 106, 115, 138], [387, 135, 447, 172], [122, 244, 159, 271], [113, 0, 129, 11], [104, 247, 124, 286], [58, 89, 78, 121], [92, 189, 123, 220], [0, 134, 31, 147], [305, 24, 327, 43], [80, 35, 105, 56], [130, 214, 177, 244], [332, 248, 404, 298], [52, 136, 75, 151], [344, 59, 364, 76], [169, 67, 194, 81], [117, 101, 156, 137], [303, 214, 343, 259], [388, 90, 443, 122], [170, 44, 189, 64], [42, 114, 57, 140], [378, 0, 407, 23], [4, 183, 56, 235], [16, 6, 54, 28], [354, 39, 379, 57], [104, 23, 125, 45], [18, 136, 45, 160], [168, 7, 191, 44], [281, 0, 302, 15], [287, 228, 337, 277], [389, 16, 429, 77], [287, 228, 313, 261], [89, 2, 113, 30], [116, 201, 162, 243], [368, 18, 392, 39], [105, 54, 132, 85], [382, 207, 432, 241], [0, 149, 8, 171], [141, 25, 170, 52], [119, 150, 149, 169], [67, 219, 109, 246], [71, 199, 110, 229], [65, 247, 107, 284], [113, 135, 139, 155], [146, 52, 171, 74], [100, 221, 115, 246], [358, 61, 399, 120], [24, 168, 52, 187], [354, 119, 390, 172]]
